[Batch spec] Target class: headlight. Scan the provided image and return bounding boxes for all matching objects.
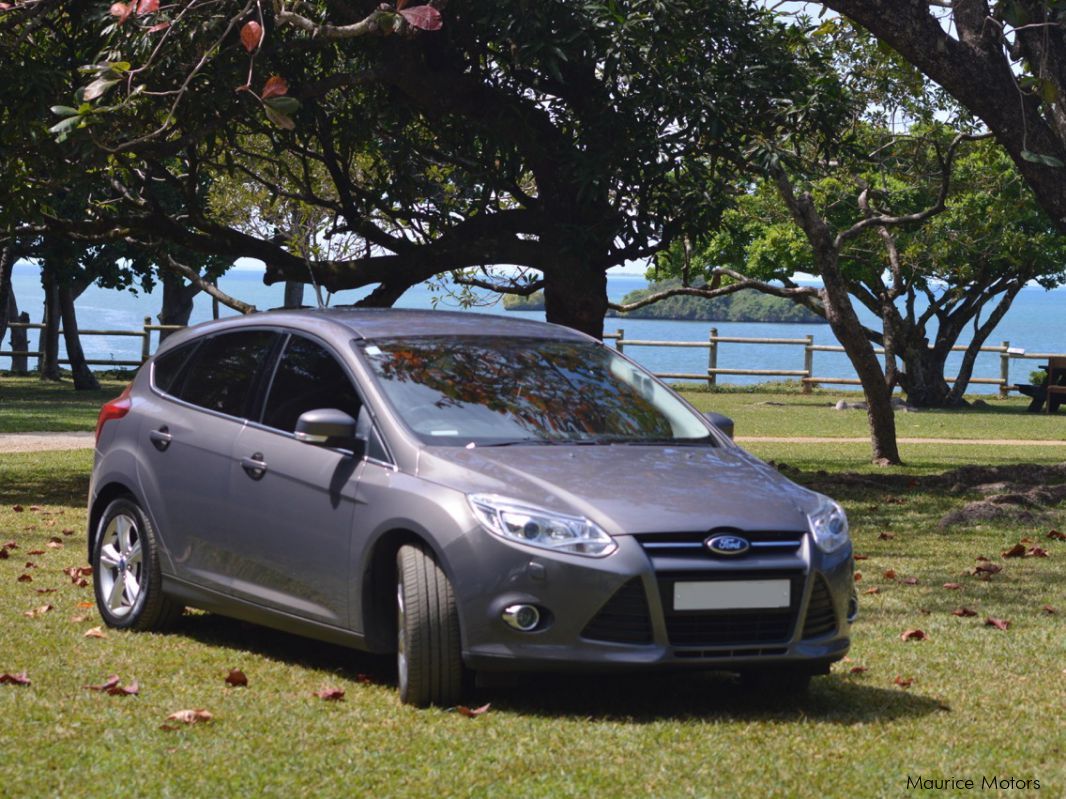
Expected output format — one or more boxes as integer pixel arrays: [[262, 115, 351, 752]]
[[468, 494, 617, 557], [807, 495, 850, 553]]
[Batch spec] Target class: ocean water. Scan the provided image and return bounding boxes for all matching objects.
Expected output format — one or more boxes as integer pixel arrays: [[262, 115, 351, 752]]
[[4, 264, 1064, 393]]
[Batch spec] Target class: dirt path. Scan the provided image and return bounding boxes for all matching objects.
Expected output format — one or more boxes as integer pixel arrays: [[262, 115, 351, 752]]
[[0, 431, 1063, 454], [0, 432, 95, 453]]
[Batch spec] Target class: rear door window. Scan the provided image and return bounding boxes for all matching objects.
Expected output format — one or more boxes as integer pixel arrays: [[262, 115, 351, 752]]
[[175, 330, 278, 418]]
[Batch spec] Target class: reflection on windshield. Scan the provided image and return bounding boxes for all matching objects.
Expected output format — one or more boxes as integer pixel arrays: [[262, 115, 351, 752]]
[[359, 337, 712, 446]]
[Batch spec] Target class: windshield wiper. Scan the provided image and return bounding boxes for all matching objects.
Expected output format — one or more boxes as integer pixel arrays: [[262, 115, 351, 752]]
[[474, 438, 560, 447]]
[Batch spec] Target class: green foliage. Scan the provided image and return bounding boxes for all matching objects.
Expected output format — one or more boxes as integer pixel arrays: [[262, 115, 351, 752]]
[[612, 281, 823, 322]]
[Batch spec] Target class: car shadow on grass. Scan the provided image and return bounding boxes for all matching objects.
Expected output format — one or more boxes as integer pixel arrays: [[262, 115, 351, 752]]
[[166, 611, 944, 724]]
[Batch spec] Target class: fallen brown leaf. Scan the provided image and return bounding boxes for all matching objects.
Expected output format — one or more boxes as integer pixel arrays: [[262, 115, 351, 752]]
[[70, 614, 90, 623], [24, 562, 37, 569], [84, 627, 107, 639], [1026, 546, 1049, 558], [943, 582, 962, 590], [3, 540, 18, 549], [26, 549, 44, 556], [985, 616, 1010, 631], [1020, 536, 1035, 544], [848, 666, 868, 674], [968, 562, 1002, 577], [900, 628, 927, 642], [313, 688, 345, 701], [12, 505, 23, 512], [863, 586, 880, 595], [1047, 529, 1066, 541], [17, 574, 32, 583], [975, 556, 990, 562], [164, 709, 213, 725], [28, 504, 42, 512], [74, 578, 88, 588], [853, 553, 869, 561], [106, 680, 139, 697], [1041, 605, 1056, 615], [883, 569, 897, 580], [85, 675, 121, 692], [878, 532, 895, 541], [0, 549, 7, 560], [24, 604, 54, 618], [894, 675, 913, 689], [61, 528, 75, 536], [224, 669, 248, 688], [35, 588, 57, 595], [1001, 543, 1026, 558], [0, 672, 31, 686], [854, 572, 862, 582], [456, 703, 491, 717], [46, 541, 63, 550], [902, 577, 919, 585], [76, 601, 94, 609], [952, 607, 978, 617]]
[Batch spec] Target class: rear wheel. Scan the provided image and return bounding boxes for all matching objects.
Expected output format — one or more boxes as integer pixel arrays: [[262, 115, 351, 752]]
[[93, 497, 182, 630], [396, 544, 464, 707]]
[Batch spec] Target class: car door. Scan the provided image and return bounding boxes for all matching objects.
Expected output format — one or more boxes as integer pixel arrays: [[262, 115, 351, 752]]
[[224, 333, 365, 627], [136, 329, 280, 592]]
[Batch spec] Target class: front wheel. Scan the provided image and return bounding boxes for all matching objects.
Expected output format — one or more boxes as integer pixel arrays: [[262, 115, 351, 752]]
[[396, 544, 464, 707], [93, 496, 182, 630]]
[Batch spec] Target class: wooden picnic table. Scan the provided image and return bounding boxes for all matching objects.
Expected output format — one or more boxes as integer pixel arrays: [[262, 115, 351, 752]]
[[1016, 359, 1066, 413]]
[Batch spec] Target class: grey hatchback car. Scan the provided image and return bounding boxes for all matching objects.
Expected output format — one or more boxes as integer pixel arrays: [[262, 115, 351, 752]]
[[88, 308, 855, 706]]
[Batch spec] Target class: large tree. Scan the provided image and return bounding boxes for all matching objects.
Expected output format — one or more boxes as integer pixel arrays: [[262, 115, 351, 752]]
[[820, 0, 1066, 230], [12, 0, 845, 338], [655, 132, 1066, 408]]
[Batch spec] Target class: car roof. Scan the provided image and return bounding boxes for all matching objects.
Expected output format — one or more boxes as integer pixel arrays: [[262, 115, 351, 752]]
[[155, 307, 592, 353]]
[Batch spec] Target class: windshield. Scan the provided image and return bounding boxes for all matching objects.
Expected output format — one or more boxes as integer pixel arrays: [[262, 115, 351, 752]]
[[358, 336, 713, 446]]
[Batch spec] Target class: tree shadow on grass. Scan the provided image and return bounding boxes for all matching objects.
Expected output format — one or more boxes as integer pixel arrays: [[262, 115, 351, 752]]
[[0, 461, 90, 508], [166, 611, 944, 724]]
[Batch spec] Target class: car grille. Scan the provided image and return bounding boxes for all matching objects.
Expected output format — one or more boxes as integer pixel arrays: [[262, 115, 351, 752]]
[[634, 530, 805, 559], [801, 575, 837, 639], [657, 570, 803, 648], [580, 578, 653, 644]]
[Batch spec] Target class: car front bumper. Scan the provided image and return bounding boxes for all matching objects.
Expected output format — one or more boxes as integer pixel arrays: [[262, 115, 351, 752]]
[[453, 531, 854, 673]]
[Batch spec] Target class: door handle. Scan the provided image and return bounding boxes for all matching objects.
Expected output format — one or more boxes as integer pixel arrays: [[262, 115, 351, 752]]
[[149, 427, 172, 452], [241, 452, 268, 480]]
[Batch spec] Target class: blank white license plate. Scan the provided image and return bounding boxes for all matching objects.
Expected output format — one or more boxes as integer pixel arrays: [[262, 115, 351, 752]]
[[673, 579, 791, 611]]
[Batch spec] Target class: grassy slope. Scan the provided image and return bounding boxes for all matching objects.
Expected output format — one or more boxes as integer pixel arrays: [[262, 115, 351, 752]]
[[0, 448, 1063, 797]]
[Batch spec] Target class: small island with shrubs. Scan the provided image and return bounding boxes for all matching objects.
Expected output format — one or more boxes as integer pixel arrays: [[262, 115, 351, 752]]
[[502, 280, 825, 323]]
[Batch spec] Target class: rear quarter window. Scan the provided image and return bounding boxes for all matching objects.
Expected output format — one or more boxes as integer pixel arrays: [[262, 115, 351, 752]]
[[152, 341, 198, 395]]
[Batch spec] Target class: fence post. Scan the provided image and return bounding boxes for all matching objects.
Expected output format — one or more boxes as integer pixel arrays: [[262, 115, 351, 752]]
[[141, 316, 152, 363], [707, 327, 718, 388], [615, 328, 624, 355], [11, 312, 29, 374], [1000, 340, 1010, 399], [803, 334, 814, 394]]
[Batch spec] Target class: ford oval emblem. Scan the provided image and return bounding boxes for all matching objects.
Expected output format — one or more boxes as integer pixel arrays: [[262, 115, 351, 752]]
[[706, 534, 750, 556]]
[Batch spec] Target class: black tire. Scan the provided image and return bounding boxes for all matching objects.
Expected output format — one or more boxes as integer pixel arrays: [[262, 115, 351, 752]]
[[396, 543, 464, 707], [739, 666, 813, 697], [92, 496, 182, 631]]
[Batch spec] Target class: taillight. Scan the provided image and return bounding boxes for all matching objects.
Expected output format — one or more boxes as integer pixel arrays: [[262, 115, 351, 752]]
[[95, 383, 133, 443]]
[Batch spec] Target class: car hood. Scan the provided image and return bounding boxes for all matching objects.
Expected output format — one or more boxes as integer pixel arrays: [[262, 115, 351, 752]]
[[417, 443, 815, 535]]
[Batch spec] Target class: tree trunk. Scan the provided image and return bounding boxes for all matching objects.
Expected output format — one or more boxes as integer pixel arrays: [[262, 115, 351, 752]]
[[284, 281, 305, 309], [820, 270, 902, 465], [542, 265, 608, 339], [0, 244, 14, 347], [10, 311, 29, 374], [40, 268, 61, 381], [896, 341, 956, 407], [58, 284, 99, 390], [158, 270, 199, 341]]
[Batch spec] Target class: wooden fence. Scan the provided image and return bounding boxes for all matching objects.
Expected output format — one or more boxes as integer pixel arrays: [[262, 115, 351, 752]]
[[1, 318, 1061, 397], [1, 316, 183, 370], [605, 327, 1061, 398]]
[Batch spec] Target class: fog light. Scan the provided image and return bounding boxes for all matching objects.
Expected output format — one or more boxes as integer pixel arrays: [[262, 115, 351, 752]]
[[502, 604, 540, 631]]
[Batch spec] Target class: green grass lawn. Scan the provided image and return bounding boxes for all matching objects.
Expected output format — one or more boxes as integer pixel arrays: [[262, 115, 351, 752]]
[[0, 374, 131, 433], [1, 448, 1063, 797]]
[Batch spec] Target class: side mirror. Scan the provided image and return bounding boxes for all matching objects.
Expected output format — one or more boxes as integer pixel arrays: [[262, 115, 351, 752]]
[[295, 408, 364, 451], [704, 411, 734, 440]]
